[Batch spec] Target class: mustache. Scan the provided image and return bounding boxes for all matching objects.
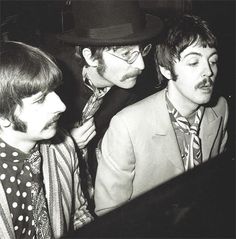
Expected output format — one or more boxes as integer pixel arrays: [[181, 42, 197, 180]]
[[195, 78, 214, 89], [44, 114, 62, 129], [121, 69, 142, 82]]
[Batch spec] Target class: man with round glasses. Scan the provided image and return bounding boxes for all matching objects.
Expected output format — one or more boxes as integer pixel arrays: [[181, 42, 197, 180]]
[[104, 44, 152, 65], [56, 0, 163, 205]]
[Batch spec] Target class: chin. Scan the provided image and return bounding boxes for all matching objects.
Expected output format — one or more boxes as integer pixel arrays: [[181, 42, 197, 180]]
[[195, 96, 212, 105], [123, 80, 137, 89], [42, 127, 58, 140], [193, 91, 212, 104]]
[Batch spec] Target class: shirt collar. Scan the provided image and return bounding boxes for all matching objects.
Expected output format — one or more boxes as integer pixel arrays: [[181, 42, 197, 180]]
[[165, 89, 204, 130], [82, 67, 111, 97], [165, 89, 204, 123], [0, 137, 39, 163]]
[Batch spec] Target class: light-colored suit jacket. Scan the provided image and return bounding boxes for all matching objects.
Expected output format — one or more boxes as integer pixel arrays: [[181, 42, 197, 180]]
[[94, 89, 228, 215], [0, 130, 93, 239]]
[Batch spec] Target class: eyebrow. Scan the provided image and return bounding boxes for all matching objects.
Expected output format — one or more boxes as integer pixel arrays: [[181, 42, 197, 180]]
[[115, 46, 138, 52], [183, 51, 218, 59], [31, 92, 46, 103]]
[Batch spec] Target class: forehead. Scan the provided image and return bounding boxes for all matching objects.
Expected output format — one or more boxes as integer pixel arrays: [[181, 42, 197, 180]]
[[180, 43, 218, 60]]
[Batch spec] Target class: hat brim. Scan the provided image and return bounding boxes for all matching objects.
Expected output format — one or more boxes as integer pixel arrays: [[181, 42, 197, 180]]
[[57, 14, 163, 46]]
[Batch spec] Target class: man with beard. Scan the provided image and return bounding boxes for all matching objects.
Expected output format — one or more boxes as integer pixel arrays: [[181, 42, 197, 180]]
[[56, 0, 163, 201], [94, 14, 228, 215], [0, 41, 93, 238]]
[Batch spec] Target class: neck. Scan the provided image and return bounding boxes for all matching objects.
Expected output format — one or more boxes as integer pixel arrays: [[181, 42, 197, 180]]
[[84, 66, 113, 88], [167, 83, 199, 117], [0, 130, 36, 154]]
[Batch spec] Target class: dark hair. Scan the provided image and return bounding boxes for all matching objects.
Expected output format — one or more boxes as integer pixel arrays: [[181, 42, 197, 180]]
[[0, 41, 62, 120], [155, 14, 217, 82], [75, 46, 106, 66]]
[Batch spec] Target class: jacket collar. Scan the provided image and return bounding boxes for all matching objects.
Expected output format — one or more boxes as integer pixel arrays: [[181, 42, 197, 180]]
[[200, 105, 222, 160], [151, 89, 221, 170]]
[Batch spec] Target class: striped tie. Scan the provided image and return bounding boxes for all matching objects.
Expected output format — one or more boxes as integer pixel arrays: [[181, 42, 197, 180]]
[[185, 109, 203, 169], [166, 92, 204, 171]]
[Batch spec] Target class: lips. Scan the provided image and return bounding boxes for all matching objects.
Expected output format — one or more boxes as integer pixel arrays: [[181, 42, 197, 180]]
[[44, 114, 61, 129], [200, 86, 213, 93], [195, 78, 214, 90]]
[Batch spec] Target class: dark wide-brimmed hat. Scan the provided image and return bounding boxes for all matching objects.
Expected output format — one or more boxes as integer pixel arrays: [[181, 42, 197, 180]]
[[59, 0, 163, 46]]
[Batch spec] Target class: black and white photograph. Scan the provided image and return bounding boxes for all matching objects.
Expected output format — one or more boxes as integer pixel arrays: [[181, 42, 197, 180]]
[[0, 0, 235, 238]]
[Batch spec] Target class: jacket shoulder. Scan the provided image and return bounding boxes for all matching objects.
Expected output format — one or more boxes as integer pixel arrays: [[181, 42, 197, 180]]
[[40, 129, 77, 171], [209, 96, 228, 117], [117, 90, 165, 118]]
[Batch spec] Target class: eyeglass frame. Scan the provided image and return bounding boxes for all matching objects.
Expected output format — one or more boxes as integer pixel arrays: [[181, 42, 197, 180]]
[[104, 44, 152, 64]]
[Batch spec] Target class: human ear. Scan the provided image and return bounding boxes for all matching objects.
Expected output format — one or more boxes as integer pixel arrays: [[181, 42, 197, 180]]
[[159, 65, 172, 80], [82, 48, 98, 67], [0, 117, 11, 128]]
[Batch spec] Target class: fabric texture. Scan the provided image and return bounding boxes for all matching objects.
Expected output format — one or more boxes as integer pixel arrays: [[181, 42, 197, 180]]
[[94, 89, 228, 216], [166, 92, 204, 170], [0, 129, 93, 239], [0, 141, 49, 238], [77, 76, 111, 199]]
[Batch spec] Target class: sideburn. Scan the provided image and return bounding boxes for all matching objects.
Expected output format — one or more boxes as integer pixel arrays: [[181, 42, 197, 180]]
[[170, 70, 178, 81], [96, 57, 106, 76], [11, 114, 27, 132]]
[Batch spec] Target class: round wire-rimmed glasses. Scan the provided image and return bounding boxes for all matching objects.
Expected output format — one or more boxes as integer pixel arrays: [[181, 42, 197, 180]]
[[105, 44, 152, 64]]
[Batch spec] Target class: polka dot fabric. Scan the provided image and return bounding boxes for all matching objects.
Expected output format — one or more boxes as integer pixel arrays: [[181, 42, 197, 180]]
[[0, 139, 52, 238], [0, 141, 35, 238]]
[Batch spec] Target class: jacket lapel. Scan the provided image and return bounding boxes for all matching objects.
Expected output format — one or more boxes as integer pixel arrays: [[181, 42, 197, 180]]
[[0, 182, 15, 239], [41, 143, 65, 238], [152, 90, 184, 172], [200, 107, 222, 161]]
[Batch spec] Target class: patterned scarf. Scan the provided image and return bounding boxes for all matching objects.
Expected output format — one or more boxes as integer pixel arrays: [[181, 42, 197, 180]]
[[74, 71, 110, 198], [28, 147, 52, 238], [166, 92, 204, 171]]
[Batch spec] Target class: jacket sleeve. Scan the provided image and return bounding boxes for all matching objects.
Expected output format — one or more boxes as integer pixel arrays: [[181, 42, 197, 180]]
[[94, 114, 136, 216], [57, 129, 94, 229]]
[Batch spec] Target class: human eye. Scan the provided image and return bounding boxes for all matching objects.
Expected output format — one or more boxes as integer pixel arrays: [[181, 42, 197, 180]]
[[209, 56, 218, 66], [187, 59, 199, 66], [120, 50, 130, 58], [184, 55, 200, 66], [115, 47, 130, 58], [35, 94, 46, 104]]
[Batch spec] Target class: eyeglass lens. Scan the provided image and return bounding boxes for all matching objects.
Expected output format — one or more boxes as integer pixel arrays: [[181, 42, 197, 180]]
[[127, 44, 152, 64], [141, 44, 152, 56]]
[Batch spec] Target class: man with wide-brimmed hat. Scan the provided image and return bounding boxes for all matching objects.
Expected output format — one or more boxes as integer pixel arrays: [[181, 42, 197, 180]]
[[56, 0, 163, 205]]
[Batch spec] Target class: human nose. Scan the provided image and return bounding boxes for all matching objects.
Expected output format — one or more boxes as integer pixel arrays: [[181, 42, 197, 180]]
[[202, 61, 214, 77], [132, 54, 145, 70], [50, 92, 66, 113]]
